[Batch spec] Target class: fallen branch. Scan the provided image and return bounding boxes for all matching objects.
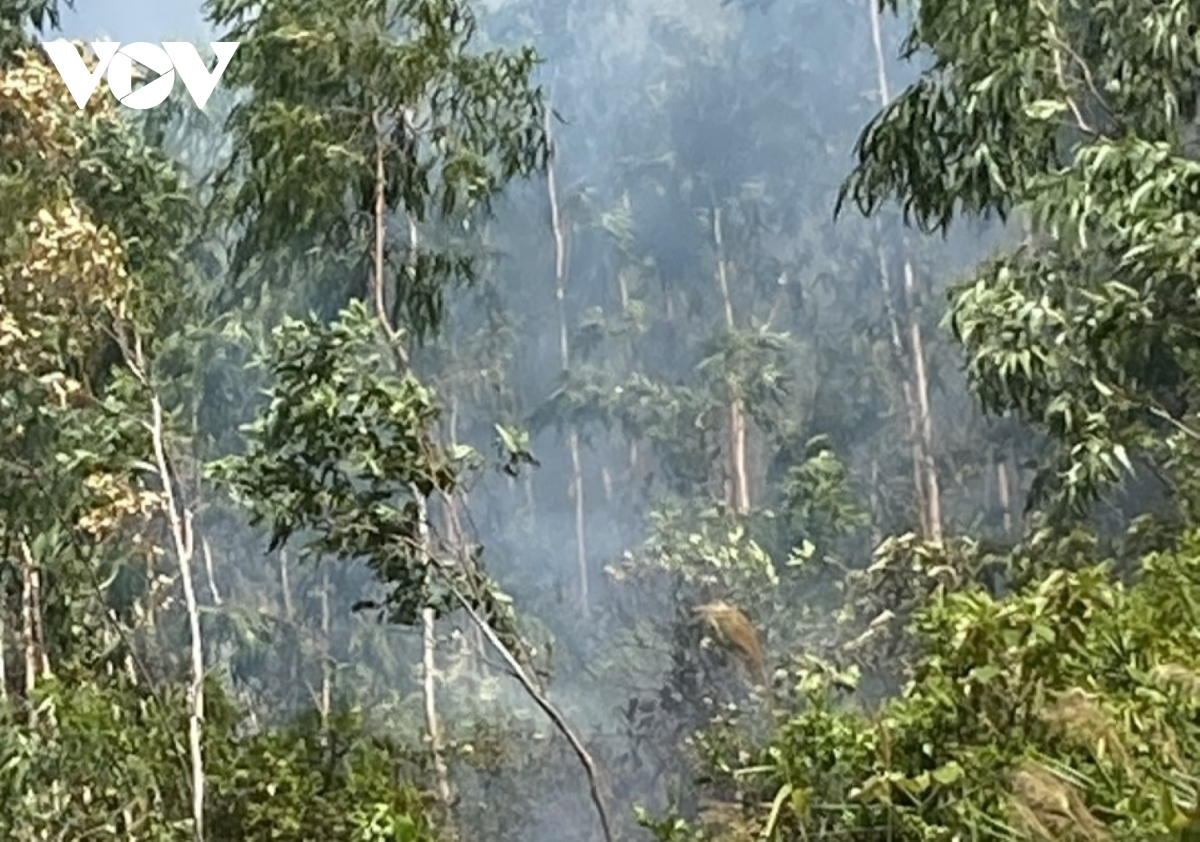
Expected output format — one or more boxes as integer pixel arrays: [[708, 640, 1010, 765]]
[[442, 579, 615, 842]]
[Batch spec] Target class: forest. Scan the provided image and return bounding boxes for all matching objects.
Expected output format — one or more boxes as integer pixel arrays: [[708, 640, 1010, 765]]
[[3, 0, 1200, 839]]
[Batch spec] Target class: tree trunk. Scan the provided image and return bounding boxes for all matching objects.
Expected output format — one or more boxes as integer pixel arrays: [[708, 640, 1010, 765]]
[[279, 549, 294, 620], [422, 602, 452, 823], [132, 334, 205, 842], [278, 548, 316, 717], [319, 568, 331, 728], [998, 447, 1018, 539], [0, 593, 7, 703], [179, 521, 204, 842], [867, 0, 942, 540], [712, 204, 749, 515], [367, 126, 454, 822], [619, 267, 638, 472], [903, 260, 942, 540], [201, 537, 221, 606], [874, 246, 929, 535], [615, 266, 640, 484], [546, 108, 590, 617], [19, 539, 39, 718], [415, 477, 452, 828], [869, 456, 882, 547]]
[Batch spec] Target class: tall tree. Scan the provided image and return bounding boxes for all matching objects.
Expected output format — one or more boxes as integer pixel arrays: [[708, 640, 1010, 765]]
[[842, 0, 1200, 538], [205, 0, 546, 825], [864, 0, 943, 539]]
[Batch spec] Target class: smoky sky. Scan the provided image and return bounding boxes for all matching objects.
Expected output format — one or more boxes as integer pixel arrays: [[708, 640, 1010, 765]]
[[59, 0, 211, 42]]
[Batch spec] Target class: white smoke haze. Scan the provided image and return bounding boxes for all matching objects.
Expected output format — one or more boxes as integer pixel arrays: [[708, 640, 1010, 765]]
[[45, 1, 1018, 839]]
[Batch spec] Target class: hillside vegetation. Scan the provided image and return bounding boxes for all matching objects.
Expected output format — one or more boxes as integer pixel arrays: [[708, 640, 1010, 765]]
[[3, 0, 1200, 840]]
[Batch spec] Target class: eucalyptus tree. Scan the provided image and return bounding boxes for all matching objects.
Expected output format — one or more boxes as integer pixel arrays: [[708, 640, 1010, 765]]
[[633, 0, 1200, 828], [0, 43, 146, 728], [841, 0, 1200, 543], [0, 25, 209, 687], [201, 0, 625, 837], [0, 23, 241, 838], [499, 0, 906, 820], [475, 0, 642, 622], [207, 0, 547, 333], [634, 0, 1200, 835]]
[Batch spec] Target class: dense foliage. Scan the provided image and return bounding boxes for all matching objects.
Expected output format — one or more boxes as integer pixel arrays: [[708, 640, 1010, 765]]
[[4, 0, 1200, 840]]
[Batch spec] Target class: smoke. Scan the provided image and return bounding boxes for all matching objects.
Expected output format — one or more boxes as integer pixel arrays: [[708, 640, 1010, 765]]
[[50, 0, 1020, 839]]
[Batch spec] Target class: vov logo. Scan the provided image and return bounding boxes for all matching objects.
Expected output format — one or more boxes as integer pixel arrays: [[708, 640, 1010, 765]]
[[42, 41, 240, 111]]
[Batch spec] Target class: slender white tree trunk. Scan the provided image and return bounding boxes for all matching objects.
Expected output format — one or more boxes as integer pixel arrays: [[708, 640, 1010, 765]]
[[867, 0, 942, 539], [546, 108, 590, 616], [615, 266, 640, 480], [19, 540, 38, 713], [998, 446, 1018, 539], [319, 568, 331, 728], [367, 120, 453, 821], [201, 537, 220, 606], [130, 334, 205, 842], [712, 204, 749, 514], [0, 595, 7, 703], [903, 261, 942, 539]]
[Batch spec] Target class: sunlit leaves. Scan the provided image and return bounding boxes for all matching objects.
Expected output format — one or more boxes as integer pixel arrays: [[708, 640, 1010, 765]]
[[947, 137, 1200, 516], [777, 436, 870, 570], [0, 50, 132, 383], [844, 0, 1200, 524], [1, 678, 438, 840], [0, 47, 175, 586], [493, 422, 537, 478], [607, 504, 779, 596], [660, 529, 1200, 840], [208, 708, 438, 841], [2, 201, 132, 381], [212, 301, 460, 624], [844, 0, 1200, 231], [207, 0, 549, 339]]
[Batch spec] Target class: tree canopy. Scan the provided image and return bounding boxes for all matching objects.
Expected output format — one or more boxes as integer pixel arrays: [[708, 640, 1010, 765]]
[[4, 0, 1200, 840]]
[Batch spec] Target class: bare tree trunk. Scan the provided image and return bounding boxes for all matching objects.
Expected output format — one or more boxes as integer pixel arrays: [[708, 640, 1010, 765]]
[[421, 599, 452, 822], [869, 456, 882, 547], [567, 432, 587, 613], [319, 568, 331, 728], [0, 596, 7, 703], [201, 537, 221, 606], [867, 0, 942, 540], [19, 540, 38, 717], [279, 549, 294, 620], [444, 499, 484, 678], [546, 109, 590, 617], [366, 123, 453, 822], [875, 247, 929, 535], [903, 260, 942, 539], [983, 445, 995, 513], [615, 266, 640, 481], [128, 335, 205, 842], [522, 473, 537, 526], [998, 450, 1015, 539], [278, 548, 316, 718], [180, 531, 204, 842], [712, 204, 749, 515], [32, 577, 48, 682]]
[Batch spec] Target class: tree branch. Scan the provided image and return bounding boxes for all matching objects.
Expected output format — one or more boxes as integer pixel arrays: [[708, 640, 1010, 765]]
[[440, 574, 615, 842]]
